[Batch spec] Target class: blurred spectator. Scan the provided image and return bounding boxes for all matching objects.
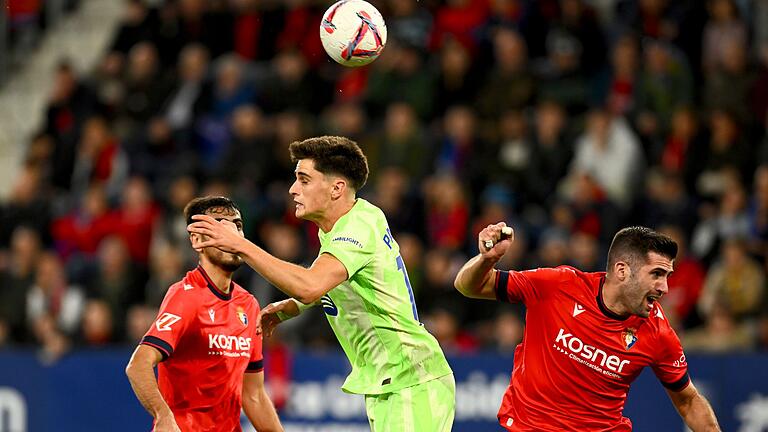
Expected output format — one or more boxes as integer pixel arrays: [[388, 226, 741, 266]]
[[433, 106, 489, 196], [260, 49, 329, 114], [0, 164, 52, 247], [144, 241, 185, 308], [118, 42, 172, 128], [702, 0, 747, 74], [568, 231, 601, 272], [682, 304, 753, 352], [526, 100, 573, 206], [423, 304, 479, 354], [691, 174, 750, 262], [685, 110, 752, 199], [79, 299, 115, 346], [592, 34, 639, 118], [109, 0, 155, 57], [635, 39, 693, 141], [424, 175, 470, 251], [490, 109, 533, 203], [640, 168, 696, 230], [366, 42, 435, 119], [435, 39, 481, 117], [0, 227, 43, 343], [387, 0, 433, 50], [51, 184, 116, 262], [698, 238, 766, 321], [534, 26, 589, 114], [113, 177, 160, 264], [216, 105, 271, 190], [703, 37, 755, 125], [429, 0, 490, 55], [26, 252, 84, 337], [125, 304, 157, 344], [566, 108, 644, 209], [70, 115, 129, 201], [84, 236, 145, 341], [368, 167, 426, 239], [44, 62, 97, 191], [369, 103, 430, 182], [659, 106, 703, 173], [491, 307, 524, 353], [476, 28, 536, 117], [163, 43, 211, 132]]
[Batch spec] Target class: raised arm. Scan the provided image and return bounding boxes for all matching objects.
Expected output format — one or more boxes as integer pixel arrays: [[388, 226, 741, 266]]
[[188, 215, 348, 304], [125, 345, 180, 432], [454, 223, 514, 300], [666, 383, 720, 431], [242, 371, 284, 432]]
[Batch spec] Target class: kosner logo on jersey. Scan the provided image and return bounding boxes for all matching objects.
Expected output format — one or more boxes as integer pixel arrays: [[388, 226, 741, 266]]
[[208, 334, 252, 353], [554, 328, 630, 375]]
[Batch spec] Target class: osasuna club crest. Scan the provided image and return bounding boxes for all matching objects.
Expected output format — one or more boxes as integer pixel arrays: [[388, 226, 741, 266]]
[[237, 307, 248, 326], [622, 328, 637, 350]]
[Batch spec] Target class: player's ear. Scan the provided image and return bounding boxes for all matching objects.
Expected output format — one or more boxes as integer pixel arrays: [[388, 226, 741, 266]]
[[189, 232, 204, 252], [330, 178, 347, 200], [614, 261, 630, 281]]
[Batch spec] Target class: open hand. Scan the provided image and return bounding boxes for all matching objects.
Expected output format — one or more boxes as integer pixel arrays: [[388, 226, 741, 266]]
[[187, 214, 243, 254], [256, 299, 300, 338]]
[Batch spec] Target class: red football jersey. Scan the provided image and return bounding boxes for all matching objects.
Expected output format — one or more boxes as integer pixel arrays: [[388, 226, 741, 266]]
[[494, 266, 689, 431], [141, 266, 263, 432]]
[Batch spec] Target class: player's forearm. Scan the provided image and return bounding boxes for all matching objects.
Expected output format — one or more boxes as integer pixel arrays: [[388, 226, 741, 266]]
[[125, 360, 174, 420], [454, 254, 498, 298], [236, 239, 323, 303], [679, 393, 720, 431], [243, 389, 283, 432]]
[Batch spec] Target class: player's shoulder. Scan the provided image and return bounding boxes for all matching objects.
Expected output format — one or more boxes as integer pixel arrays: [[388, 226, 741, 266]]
[[231, 283, 261, 309]]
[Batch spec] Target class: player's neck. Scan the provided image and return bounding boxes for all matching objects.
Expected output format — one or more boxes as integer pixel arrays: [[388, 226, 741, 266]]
[[199, 261, 233, 294], [601, 280, 631, 318], [316, 196, 357, 233]]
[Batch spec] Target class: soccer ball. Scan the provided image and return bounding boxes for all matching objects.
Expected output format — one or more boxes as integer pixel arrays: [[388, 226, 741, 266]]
[[320, 0, 387, 67]]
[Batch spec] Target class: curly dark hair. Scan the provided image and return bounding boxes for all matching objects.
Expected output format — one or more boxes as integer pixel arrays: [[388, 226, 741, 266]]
[[183, 196, 241, 226], [289, 136, 369, 191]]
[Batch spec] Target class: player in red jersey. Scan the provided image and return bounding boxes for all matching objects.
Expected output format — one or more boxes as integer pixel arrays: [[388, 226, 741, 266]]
[[454, 224, 720, 431], [125, 197, 283, 432]]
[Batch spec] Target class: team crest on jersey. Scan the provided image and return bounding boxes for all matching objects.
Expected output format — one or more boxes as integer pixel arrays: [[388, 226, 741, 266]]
[[622, 328, 637, 350], [236, 307, 248, 326]]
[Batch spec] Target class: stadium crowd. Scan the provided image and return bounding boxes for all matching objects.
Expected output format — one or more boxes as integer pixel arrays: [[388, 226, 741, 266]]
[[1, 0, 768, 367]]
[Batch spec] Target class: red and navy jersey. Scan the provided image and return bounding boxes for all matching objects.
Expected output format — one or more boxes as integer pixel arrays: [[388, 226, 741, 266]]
[[494, 266, 689, 431], [141, 266, 263, 432]]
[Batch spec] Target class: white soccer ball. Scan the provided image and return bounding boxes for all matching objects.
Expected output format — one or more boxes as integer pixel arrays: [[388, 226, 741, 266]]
[[320, 0, 387, 67]]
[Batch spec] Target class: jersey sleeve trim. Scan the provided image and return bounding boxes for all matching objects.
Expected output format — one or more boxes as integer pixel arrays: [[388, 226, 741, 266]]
[[495, 270, 510, 303], [245, 360, 264, 373], [141, 336, 174, 361], [661, 372, 691, 392]]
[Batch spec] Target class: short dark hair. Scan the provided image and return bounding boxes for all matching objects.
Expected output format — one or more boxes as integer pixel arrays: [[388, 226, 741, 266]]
[[289, 136, 369, 191], [606, 226, 678, 272], [184, 196, 241, 225]]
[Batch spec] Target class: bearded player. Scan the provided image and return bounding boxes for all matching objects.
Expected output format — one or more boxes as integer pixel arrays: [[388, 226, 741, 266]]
[[125, 197, 283, 432], [455, 225, 720, 431]]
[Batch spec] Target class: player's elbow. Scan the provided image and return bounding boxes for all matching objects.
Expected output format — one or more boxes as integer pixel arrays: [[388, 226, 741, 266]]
[[453, 277, 473, 298], [295, 291, 321, 305]]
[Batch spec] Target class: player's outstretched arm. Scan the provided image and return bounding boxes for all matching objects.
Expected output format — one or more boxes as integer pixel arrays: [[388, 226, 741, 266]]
[[666, 382, 721, 431], [454, 223, 514, 300], [125, 345, 181, 432], [188, 214, 347, 303], [242, 371, 284, 432]]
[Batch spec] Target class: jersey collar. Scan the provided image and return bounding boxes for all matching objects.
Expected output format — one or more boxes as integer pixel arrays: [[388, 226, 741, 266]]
[[196, 265, 233, 301], [596, 275, 630, 321]]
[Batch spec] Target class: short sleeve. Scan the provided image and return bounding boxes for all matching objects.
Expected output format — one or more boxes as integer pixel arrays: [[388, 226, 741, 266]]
[[246, 303, 264, 373], [320, 231, 375, 279], [651, 316, 690, 392], [141, 285, 192, 361], [494, 267, 569, 305]]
